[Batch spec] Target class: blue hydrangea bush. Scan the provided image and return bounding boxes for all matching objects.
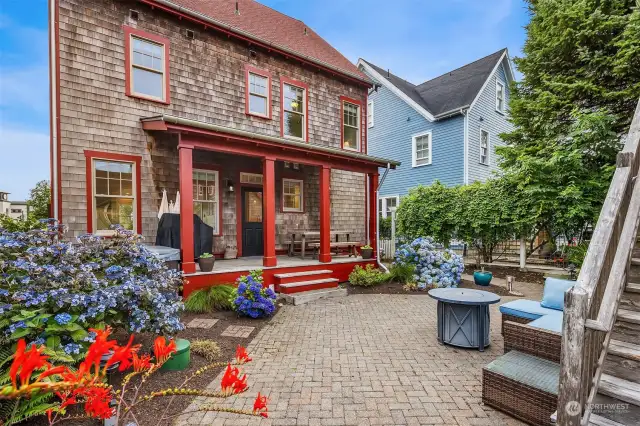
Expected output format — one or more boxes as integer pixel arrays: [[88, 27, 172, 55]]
[[0, 221, 184, 359], [230, 270, 276, 319], [394, 237, 464, 289]]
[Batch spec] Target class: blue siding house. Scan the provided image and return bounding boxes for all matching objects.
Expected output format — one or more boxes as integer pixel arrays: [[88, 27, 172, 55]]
[[358, 49, 515, 217]]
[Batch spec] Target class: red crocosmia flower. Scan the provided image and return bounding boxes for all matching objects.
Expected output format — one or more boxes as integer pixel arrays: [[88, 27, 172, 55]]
[[80, 386, 114, 419], [37, 365, 68, 381], [235, 345, 252, 364], [233, 373, 248, 394], [220, 364, 248, 395], [106, 335, 140, 372], [253, 392, 269, 418], [132, 353, 152, 372], [9, 340, 50, 388], [85, 327, 117, 374], [55, 391, 77, 410], [153, 337, 176, 364]]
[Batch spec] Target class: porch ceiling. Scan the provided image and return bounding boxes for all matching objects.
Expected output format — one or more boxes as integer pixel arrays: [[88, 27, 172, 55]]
[[140, 114, 400, 170]]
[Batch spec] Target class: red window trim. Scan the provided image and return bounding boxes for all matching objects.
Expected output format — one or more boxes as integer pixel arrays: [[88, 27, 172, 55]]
[[340, 96, 363, 152], [84, 150, 142, 235], [192, 163, 224, 237], [123, 25, 171, 105], [245, 65, 272, 119], [280, 76, 309, 142], [281, 177, 305, 214]]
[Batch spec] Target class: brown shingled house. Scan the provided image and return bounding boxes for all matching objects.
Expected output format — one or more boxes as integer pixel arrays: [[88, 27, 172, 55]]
[[49, 0, 398, 295]]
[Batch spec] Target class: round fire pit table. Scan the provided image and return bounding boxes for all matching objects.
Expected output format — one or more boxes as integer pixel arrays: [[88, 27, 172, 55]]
[[428, 288, 501, 351]]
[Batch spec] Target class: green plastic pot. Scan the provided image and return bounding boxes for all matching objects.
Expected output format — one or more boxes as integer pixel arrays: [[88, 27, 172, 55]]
[[473, 271, 493, 287], [161, 338, 191, 371]]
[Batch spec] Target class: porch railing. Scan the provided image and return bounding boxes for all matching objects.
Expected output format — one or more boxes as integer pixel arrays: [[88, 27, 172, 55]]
[[557, 98, 640, 425]]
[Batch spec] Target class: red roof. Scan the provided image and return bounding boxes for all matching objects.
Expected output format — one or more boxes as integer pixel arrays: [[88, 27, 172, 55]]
[[154, 0, 368, 81]]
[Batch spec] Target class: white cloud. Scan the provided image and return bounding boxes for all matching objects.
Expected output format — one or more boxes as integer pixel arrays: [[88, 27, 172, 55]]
[[0, 127, 50, 200]]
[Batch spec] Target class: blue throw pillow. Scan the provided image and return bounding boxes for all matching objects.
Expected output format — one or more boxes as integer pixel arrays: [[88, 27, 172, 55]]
[[540, 277, 575, 311]]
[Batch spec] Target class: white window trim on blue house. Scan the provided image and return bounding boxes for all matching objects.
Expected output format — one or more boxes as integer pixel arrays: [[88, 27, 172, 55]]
[[480, 129, 490, 165], [412, 130, 432, 168], [495, 80, 505, 114], [367, 100, 374, 128]]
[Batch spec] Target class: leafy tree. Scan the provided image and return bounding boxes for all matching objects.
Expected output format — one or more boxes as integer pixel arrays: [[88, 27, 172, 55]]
[[498, 0, 638, 240], [27, 180, 51, 220]]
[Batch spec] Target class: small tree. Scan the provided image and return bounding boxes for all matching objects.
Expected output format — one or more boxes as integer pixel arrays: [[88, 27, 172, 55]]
[[27, 180, 51, 220]]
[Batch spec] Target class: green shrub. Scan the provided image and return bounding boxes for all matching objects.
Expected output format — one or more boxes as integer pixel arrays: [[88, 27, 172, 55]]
[[389, 263, 415, 284], [191, 339, 222, 362], [0, 215, 45, 232], [184, 285, 235, 313], [348, 265, 390, 287], [566, 243, 589, 267]]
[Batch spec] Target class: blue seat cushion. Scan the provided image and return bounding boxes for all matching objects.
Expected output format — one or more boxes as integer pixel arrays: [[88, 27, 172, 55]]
[[540, 277, 576, 311], [499, 299, 560, 321], [528, 311, 564, 334]]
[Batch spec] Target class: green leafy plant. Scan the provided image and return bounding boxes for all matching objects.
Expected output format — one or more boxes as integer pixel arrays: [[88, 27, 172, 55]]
[[389, 263, 415, 284], [26, 180, 51, 220], [0, 215, 45, 232], [360, 245, 372, 250], [185, 285, 235, 313], [566, 243, 589, 267], [191, 339, 223, 362], [348, 265, 390, 287], [200, 252, 214, 258]]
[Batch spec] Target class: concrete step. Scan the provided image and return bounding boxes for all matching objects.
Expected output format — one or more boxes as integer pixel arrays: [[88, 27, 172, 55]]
[[273, 269, 333, 285], [280, 287, 347, 306], [599, 374, 640, 407], [278, 278, 339, 294]]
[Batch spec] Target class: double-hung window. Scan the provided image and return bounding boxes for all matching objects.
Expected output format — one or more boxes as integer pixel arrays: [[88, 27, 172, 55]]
[[496, 80, 505, 113], [91, 158, 137, 234], [412, 131, 432, 167], [480, 130, 490, 165], [245, 66, 271, 118], [281, 79, 307, 140], [193, 170, 220, 234], [282, 178, 303, 212], [342, 99, 361, 151], [124, 27, 170, 103]]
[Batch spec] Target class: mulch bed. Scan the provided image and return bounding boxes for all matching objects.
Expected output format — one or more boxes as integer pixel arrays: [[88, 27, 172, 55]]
[[32, 309, 279, 426], [468, 265, 545, 285]]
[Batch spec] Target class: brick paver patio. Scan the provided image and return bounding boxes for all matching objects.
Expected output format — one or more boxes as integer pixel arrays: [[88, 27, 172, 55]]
[[176, 289, 540, 426]]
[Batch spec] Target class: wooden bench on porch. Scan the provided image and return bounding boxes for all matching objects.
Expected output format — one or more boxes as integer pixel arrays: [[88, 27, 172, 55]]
[[308, 241, 358, 258], [288, 231, 351, 259]]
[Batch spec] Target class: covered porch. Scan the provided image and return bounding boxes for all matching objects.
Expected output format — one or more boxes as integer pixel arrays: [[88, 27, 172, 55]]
[[142, 115, 398, 294]]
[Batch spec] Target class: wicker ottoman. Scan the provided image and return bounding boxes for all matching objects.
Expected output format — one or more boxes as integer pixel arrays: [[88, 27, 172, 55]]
[[483, 350, 559, 426]]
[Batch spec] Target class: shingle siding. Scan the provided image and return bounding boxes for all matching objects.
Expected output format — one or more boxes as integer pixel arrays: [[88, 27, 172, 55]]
[[363, 71, 465, 198], [466, 60, 514, 183]]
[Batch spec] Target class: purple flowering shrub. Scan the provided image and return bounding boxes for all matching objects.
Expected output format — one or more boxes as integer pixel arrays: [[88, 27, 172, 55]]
[[230, 270, 276, 318], [0, 221, 184, 359]]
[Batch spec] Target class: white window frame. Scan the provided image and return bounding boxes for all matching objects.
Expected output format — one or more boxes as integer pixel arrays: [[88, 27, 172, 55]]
[[378, 195, 399, 219], [129, 35, 167, 102], [247, 71, 270, 118], [282, 178, 304, 213], [367, 100, 374, 128], [283, 83, 307, 141], [92, 158, 137, 236], [480, 129, 490, 165], [411, 130, 432, 167], [342, 101, 361, 151], [495, 80, 505, 114], [192, 169, 220, 234]]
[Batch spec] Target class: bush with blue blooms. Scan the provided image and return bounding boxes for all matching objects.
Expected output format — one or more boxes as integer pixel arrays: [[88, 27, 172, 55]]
[[230, 270, 277, 319], [394, 237, 464, 290], [0, 220, 184, 360]]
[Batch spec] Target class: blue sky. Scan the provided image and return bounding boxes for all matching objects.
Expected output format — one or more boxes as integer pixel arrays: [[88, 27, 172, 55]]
[[0, 0, 529, 200]]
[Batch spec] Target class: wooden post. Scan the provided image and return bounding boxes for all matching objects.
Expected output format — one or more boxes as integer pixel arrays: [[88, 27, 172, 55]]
[[262, 156, 277, 267], [368, 173, 379, 258], [557, 286, 589, 426], [178, 145, 196, 274], [519, 237, 527, 270], [319, 166, 331, 263]]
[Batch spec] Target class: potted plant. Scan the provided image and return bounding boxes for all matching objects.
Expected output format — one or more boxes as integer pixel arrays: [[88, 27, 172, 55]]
[[360, 244, 373, 260], [473, 266, 493, 286], [198, 252, 215, 272]]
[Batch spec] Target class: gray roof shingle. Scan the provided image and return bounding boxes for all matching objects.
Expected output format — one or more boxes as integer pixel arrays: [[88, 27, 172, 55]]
[[361, 48, 508, 118]]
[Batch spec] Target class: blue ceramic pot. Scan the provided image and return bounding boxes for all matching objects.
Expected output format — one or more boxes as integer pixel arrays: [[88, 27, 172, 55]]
[[473, 271, 493, 286]]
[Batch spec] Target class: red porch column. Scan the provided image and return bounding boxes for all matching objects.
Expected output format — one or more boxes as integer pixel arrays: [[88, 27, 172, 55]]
[[368, 172, 379, 259], [319, 165, 332, 263], [179, 146, 196, 273], [262, 156, 277, 267]]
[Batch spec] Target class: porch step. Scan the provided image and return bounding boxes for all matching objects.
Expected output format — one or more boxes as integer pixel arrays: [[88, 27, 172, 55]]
[[280, 287, 347, 306], [609, 340, 640, 362], [626, 283, 640, 294], [618, 309, 640, 325], [273, 269, 333, 285], [278, 278, 339, 294], [604, 340, 640, 383], [599, 374, 640, 407], [589, 413, 627, 426]]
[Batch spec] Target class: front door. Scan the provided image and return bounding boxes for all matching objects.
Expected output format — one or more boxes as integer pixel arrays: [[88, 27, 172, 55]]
[[242, 187, 264, 256]]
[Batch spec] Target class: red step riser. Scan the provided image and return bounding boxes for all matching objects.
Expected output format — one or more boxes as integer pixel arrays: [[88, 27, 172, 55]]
[[279, 281, 339, 294], [275, 272, 333, 285]]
